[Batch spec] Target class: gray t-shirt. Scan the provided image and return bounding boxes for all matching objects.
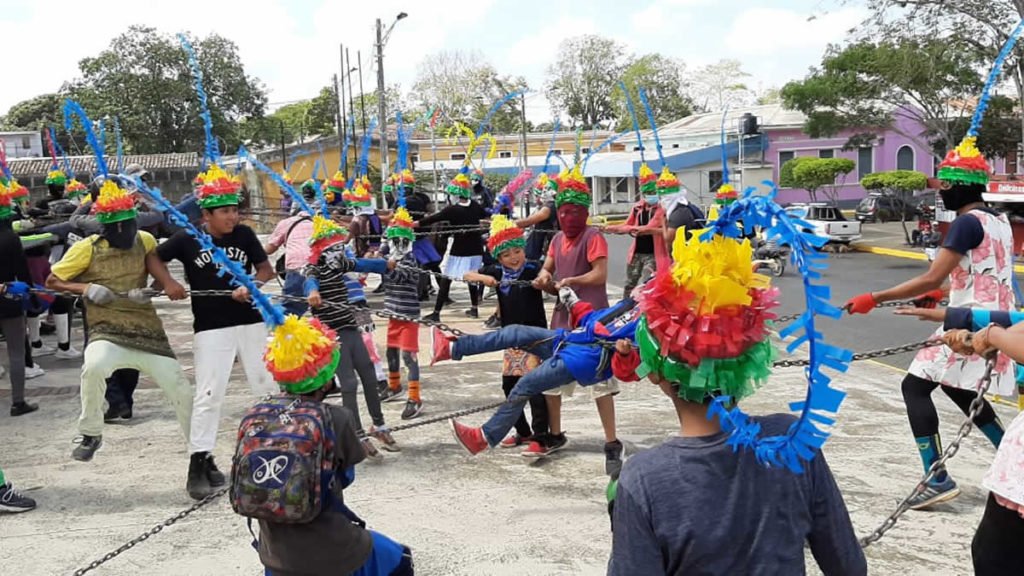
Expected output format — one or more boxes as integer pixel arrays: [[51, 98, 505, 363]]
[[609, 414, 866, 576]]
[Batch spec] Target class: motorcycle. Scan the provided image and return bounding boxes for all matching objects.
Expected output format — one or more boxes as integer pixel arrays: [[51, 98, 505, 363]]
[[752, 239, 789, 277]]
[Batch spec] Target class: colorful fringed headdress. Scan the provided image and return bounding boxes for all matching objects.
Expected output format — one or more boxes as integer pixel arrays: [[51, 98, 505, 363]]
[[0, 180, 14, 220], [398, 169, 415, 189], [308, 214, 349, 264], [327, 171, 346, 197], [92, 179, 137, 224], [638, 164, 657, 196], [715, 183, 738, 205], [65, 178, 88, 199], [0, 143, 28, 205], [348, 179, 373, 208], [447, 172, 472, 199], [385, 206, 415, 242], [487, 215, 525, 258], [656, 167, 681, 195], [554, 166, 591, 208], [532, 173, 556, 197], [196, 164, 242, 209], [45, 169, 67, 187], [382, 173, 397, 194]]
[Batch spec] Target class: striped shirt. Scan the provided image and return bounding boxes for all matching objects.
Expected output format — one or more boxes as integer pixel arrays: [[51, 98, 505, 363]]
[[383, 253, 421, 318]]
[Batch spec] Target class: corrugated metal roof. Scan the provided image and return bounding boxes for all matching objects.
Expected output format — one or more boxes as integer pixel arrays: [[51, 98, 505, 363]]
[[8, 153, 201, 176], [648, 104, 807, 138]]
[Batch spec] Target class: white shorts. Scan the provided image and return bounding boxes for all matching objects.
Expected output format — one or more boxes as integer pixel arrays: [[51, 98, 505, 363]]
[[544, 378, 620, 399]]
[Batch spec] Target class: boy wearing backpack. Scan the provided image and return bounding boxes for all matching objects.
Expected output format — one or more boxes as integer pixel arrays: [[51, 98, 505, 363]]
[[229, 278, 413, 576]]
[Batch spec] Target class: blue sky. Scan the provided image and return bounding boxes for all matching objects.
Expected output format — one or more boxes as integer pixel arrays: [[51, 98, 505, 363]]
[[0, 0, 865, 123]]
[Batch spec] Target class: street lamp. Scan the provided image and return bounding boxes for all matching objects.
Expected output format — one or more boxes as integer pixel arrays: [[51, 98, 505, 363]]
[[376, 11, 407, 183]]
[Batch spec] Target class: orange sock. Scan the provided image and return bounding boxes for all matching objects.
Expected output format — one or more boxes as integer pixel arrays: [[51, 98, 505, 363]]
[[388, 372, 401, 392], [408, 380, 421, 402]]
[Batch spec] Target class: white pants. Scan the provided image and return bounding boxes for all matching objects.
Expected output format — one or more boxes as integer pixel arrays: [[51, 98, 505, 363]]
[[80, 340, 193, 438], [190, 322, 277, 454]]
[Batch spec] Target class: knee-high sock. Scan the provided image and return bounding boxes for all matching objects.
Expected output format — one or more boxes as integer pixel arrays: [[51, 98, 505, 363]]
[[54, 313, 70, 346], [27, 316, 41, 344], [914, 434, 949, 483]]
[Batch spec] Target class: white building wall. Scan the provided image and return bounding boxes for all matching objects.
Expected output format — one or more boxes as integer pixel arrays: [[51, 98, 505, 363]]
[[0, 132, 43, 158]]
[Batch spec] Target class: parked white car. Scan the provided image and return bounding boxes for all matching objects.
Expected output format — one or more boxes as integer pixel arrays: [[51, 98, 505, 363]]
[[784, 203, 863, 244]]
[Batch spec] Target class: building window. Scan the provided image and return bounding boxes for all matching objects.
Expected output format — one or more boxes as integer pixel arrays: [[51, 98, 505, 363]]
[[779, 150, 795, 167], [551, 149, 563, 156], [672, 143, 680, 149], [818, 149, 834, 159], [896, 145, 915, 171], [21, 136, 31, 149], [450, 153, 466, 161], [580, 147, 591, 154], [410, 154, 419, 163], [858, 147, 873, 179], [498, 151, 513, 159], [709, 170, 724, 193], [633, 146, 641, 152], [1008, 152, 1019, 175]]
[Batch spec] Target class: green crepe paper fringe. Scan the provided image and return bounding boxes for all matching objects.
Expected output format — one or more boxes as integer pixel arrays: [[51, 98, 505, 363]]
[[635, 316, 776, 403], [447, 184, 471, 198], [639, 181, 657, 194], [280, 348, 341, 395], [95, 208, 138, 225], [198, 194, 240, 209], [46, 173, 67, 186], [385, 227, 415, 242], [555, 190, 591, 208], [491, 237, 526, 258], [0, 206, 12, 220], [937, 166, 989, 185], [658, 185, 681, 194]]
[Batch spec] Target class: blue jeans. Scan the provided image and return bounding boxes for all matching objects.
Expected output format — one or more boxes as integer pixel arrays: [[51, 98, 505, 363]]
[[452, 326, 575, 446], [264, 531, 412, 576], [283, 271, 308, 317]]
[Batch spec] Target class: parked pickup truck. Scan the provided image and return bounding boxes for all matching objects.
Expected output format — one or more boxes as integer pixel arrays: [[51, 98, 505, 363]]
[[784, 203, 863, 244]]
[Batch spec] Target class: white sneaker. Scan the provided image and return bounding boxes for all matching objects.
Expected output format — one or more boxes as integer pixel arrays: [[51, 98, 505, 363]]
[[31, 342, 56, 357], [55, 346, 83, 360], [25, 364, 45, 379]]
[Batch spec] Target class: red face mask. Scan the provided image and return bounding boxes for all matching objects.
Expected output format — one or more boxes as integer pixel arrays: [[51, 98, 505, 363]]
[[557, 204, 589, 239]]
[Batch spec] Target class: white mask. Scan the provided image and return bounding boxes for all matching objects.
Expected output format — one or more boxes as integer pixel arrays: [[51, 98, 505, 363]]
[[388, 238, 411, 258]]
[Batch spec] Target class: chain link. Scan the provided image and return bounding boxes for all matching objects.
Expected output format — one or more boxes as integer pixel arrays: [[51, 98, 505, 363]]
[[858, 355, 997, 548]]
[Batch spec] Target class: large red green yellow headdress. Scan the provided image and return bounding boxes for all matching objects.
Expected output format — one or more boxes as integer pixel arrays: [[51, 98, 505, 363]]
[[398, 169, 415, 190], [347, 179, 373, 208], [65, 178, 88, 200], [385, 206, 415, 242], [327, 171, 346, 198], [265, 315, 341, 395], [554, 166, 590, 208], [382, 173, 397, 194], [308, 214, 349, 264], [196, 164, 242, 209], [634, 230, 778, 402], [0, 180, 14, 220], [656, 167, 681, 195], [487, 215, 525, 258], [45, 169, 68, 187], [532, 173, 556, 197], [715, 183, 738, 206], [92, 179, 137, 224], [638, 164, 657, 195], [937, 136, 990, 187], [447, 172, 472, 199]]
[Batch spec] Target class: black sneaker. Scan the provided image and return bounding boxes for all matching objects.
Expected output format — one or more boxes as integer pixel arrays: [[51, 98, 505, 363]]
[[444, 297, 456, 306], [604, 439, 625, 479], [422, 312, 441, 324], [72, 435, 103, 462], [464, 307, 479, 319], [523, 433, 569, 458], [0, 482, 36, 513], [380, 384, 405, 403], [10, 401, 39, 417], [401, 399, 423, 420], [204, 454, 226, 487], [103, 404, 132, 423], [483, 314, 501, 330], [187, 452, 213, 500]]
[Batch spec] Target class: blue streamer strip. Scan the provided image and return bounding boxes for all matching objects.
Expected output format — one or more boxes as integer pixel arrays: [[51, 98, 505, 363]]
[[719, 107, 730, 187], [239, 146, 315, 215], [49, 128, 74, 178], [582, 132, 625, 172], [178, 34, 219, 164], [357, 118, 378, 178], [702, 184, 853, 473], [396, 110, 408, 174], [969, 19, 1024, 137], [476, 91, 522, 138], [114, 116, 124, 173], [620, 82, 645, 165], [63, 100, 108, 177], [638, 87, 665, 168]]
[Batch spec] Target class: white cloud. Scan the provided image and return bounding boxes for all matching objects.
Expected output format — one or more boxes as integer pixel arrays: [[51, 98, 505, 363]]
[[727, 7, 865, 55]]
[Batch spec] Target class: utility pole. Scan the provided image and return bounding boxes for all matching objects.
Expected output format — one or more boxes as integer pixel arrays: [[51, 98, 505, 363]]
[[520, 93, 530, 217], [345, 48, 356, 163], [357, 51, 368, 135], [278, 119, 287, 172], [376, 18, 389, 179], [333, 73, 343, 174]]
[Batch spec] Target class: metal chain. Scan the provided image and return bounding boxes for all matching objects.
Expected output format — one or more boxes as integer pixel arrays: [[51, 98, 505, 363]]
[[71, 487, 230, 576], [858, 355, 997, 548], [396, 264, 537, 288], [771, 340, 942, 368]]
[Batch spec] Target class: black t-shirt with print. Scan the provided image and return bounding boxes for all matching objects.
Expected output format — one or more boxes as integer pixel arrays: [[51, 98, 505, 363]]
[[479, 262, 548, 328], [157, 224, 268, 333]]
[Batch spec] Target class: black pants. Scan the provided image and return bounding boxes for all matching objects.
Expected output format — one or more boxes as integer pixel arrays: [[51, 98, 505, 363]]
[[335, 327, 384, 430], [503, 375, 549, 438], [901, 373, 998, 437], [104, 369, 140, 410], [433, 278, 481, 313], [972, 493, 1024, 575], [418, 262, 441, 300]]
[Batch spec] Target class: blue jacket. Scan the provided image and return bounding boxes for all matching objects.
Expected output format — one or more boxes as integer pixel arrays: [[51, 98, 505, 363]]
[[554, 299, 640, 385]]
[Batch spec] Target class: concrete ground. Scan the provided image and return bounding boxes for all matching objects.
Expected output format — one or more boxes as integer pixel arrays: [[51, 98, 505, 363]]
[[0, 271, 1013, 576]]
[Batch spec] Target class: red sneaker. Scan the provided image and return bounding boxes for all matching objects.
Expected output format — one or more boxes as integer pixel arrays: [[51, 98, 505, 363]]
[[499, 434, 531, 449], [431, 327, 454, 366], [450, 419, 489, 455]]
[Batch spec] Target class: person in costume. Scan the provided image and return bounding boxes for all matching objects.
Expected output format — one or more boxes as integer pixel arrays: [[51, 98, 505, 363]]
[[303, 214, 399, 457], [265, 185, 315, 317], [0, 181, 37, 417], [419, 172, 491, 321], [605, 163, 669, 298], [515, 172, 560, 262], [46, 175, 193, 463], [460, 215, 550, 447], [394, 170, 443, 302], [0, 464, 35, 513], [846, 135, 1014, 509], [155, 164, 278, 499], [470, 169, 494, 213], [441, 285, 637, 475], [353, 208, 425, 420], [607, 226, 865, 575], [659, 168, 703, 245], [347, 177, 384, 259], [529, 166, 622, 464]]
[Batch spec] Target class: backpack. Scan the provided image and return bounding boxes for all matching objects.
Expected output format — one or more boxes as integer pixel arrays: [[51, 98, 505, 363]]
[[230, 395, 336, 524]]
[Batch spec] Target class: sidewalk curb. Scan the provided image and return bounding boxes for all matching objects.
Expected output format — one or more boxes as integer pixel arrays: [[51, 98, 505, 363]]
[[854, 243, 1024, 273]]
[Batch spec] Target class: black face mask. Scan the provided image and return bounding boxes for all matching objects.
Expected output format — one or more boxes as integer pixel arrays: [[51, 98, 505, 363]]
[[102, 219, 138, 250], [939, 186, 985, 212]]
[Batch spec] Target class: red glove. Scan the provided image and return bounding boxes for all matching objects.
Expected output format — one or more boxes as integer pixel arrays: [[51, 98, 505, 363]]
[[845, 293, 877, 315], [911, 289, 945, 309]]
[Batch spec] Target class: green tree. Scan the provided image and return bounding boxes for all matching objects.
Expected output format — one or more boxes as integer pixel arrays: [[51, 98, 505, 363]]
[[861, 170, 929, 243], [782, 157, 855, 204], [612, 54, 694, 132], [2, 93, 63, 131], [545, 35, 629, 128], [943, 94, 1021, 160], [69, 26, 267, 155], [781, 39, 983, 158], [410, 50, 522, 133]]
